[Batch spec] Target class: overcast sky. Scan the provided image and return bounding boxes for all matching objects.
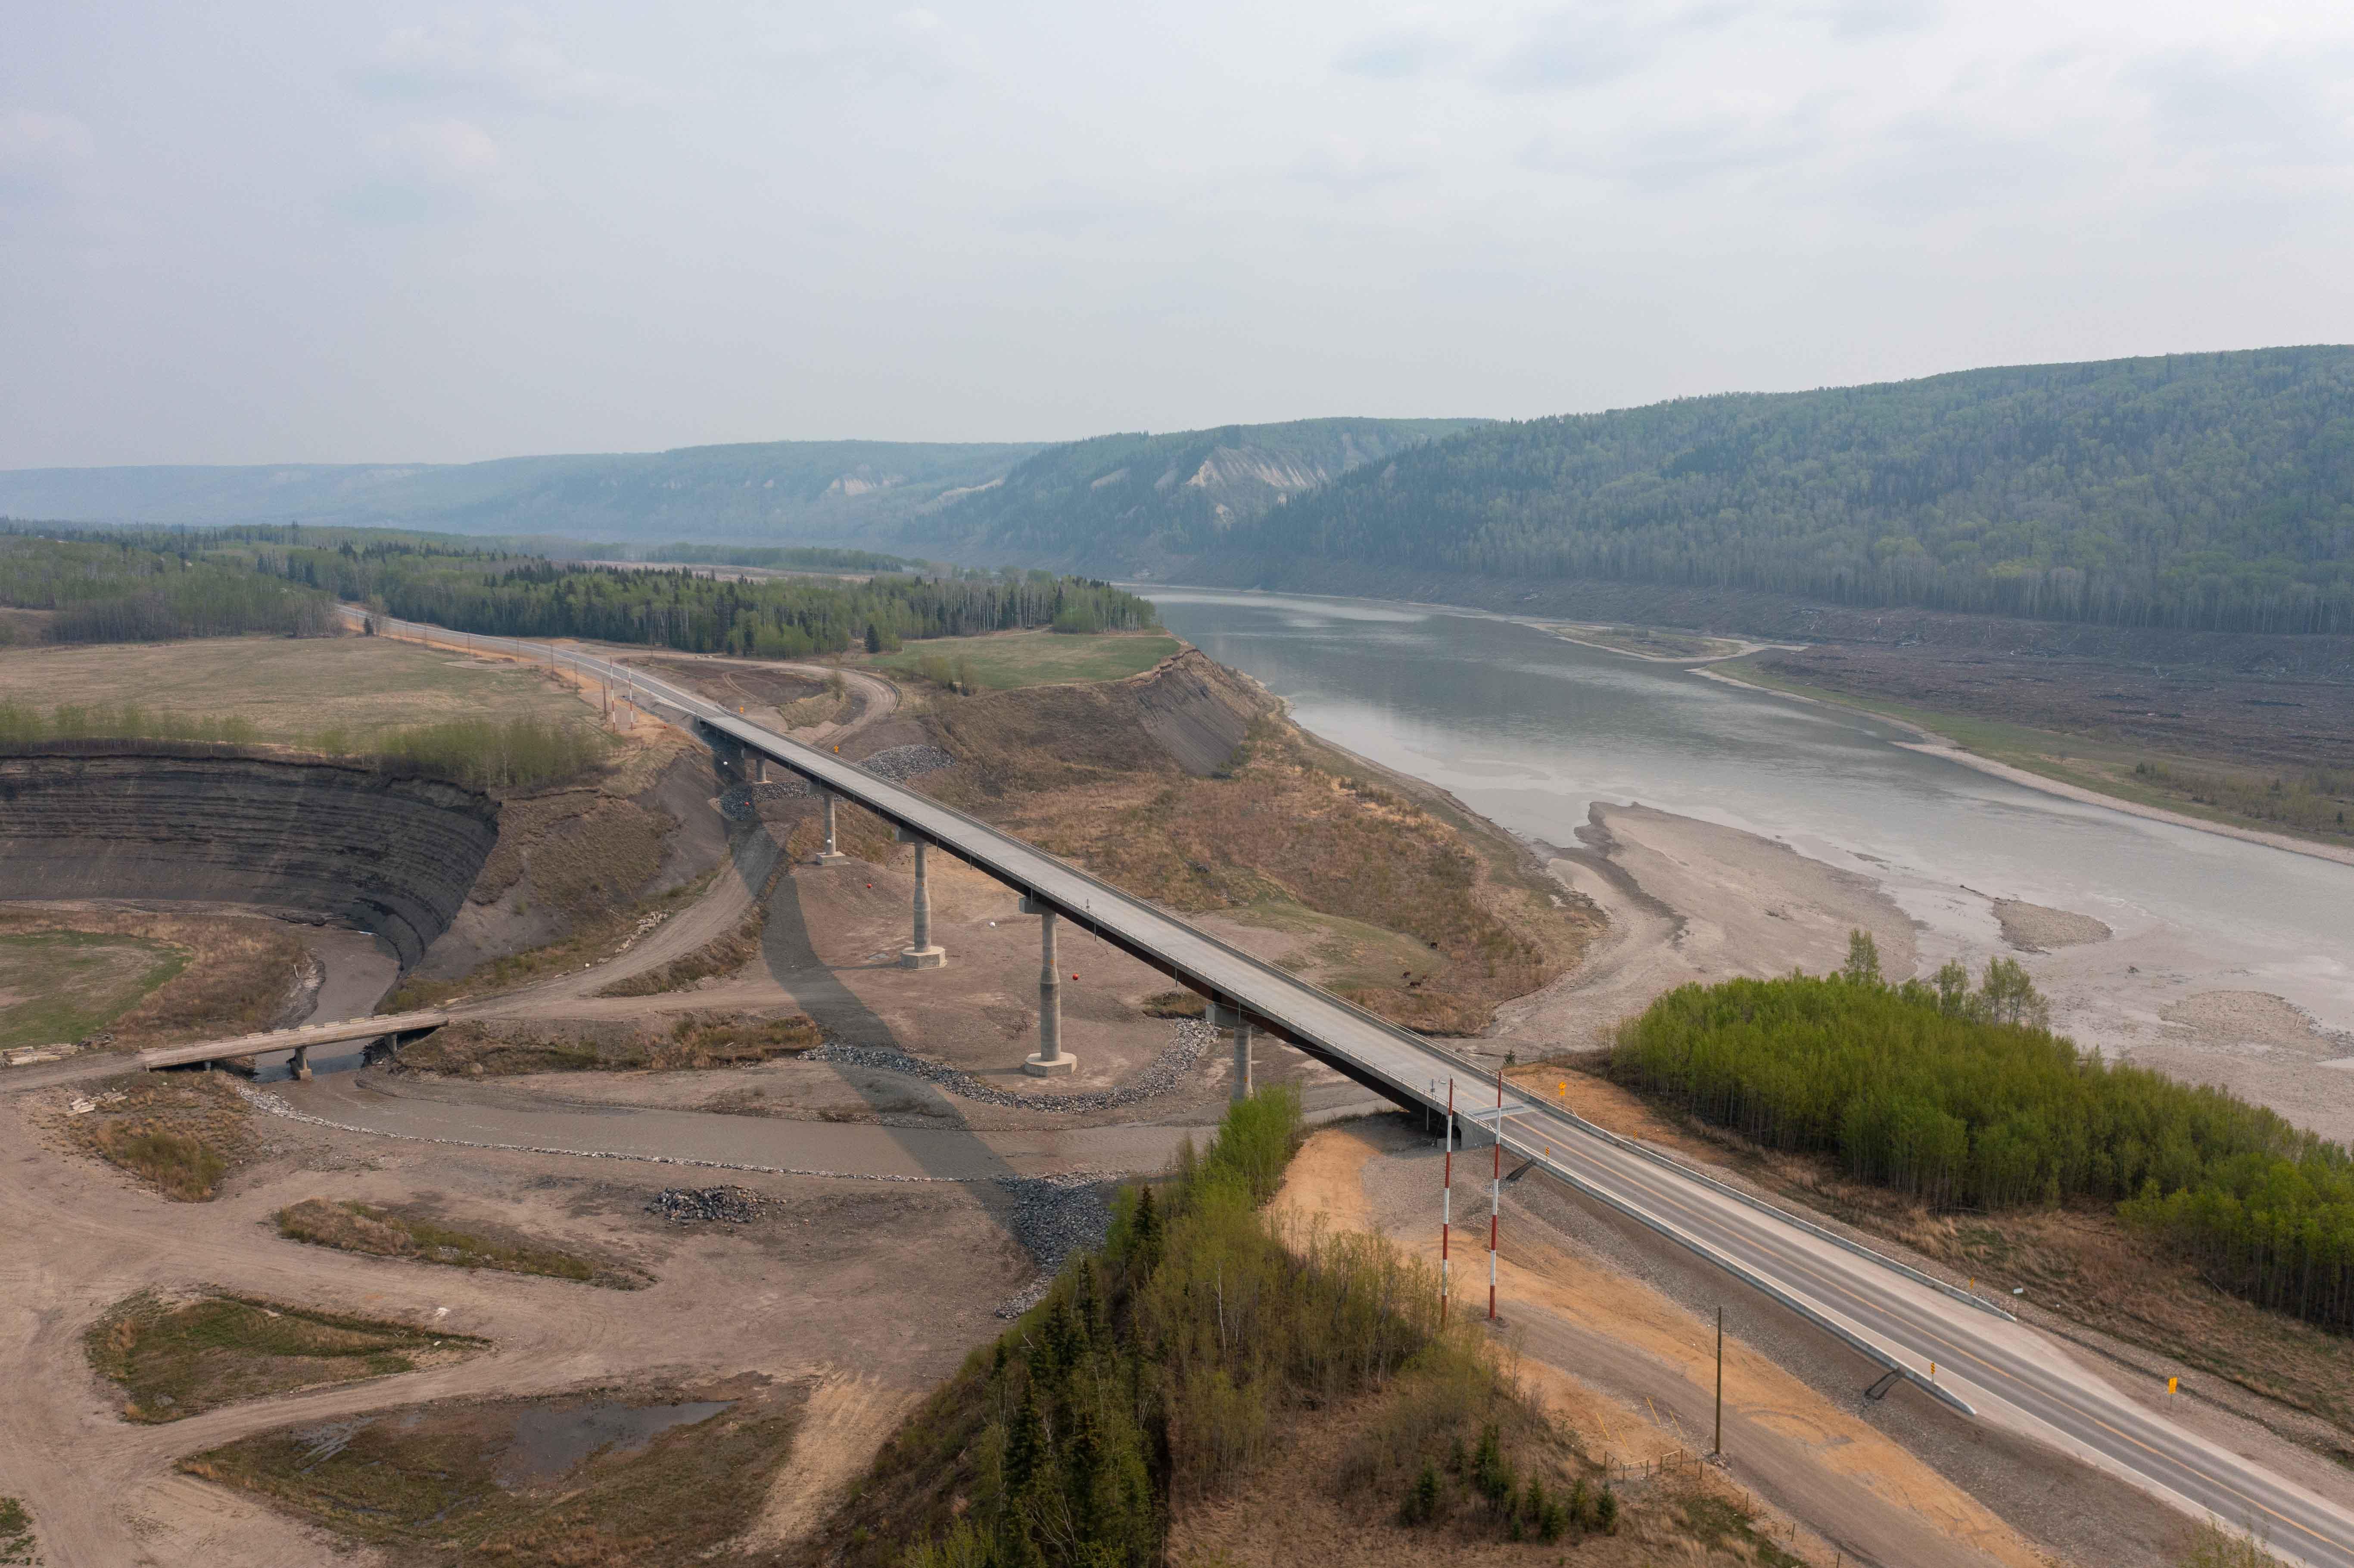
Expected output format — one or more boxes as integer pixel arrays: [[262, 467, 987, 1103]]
[[5, 2, 2353, 467]]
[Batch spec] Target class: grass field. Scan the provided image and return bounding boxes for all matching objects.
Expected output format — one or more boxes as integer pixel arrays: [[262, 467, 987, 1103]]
[[86, 1291, 486, 1423], [0, 931, 186, 1051], [0, 633, 595, 744], [1716, 656, 2354, 848], [870, 628, 1178, 689]]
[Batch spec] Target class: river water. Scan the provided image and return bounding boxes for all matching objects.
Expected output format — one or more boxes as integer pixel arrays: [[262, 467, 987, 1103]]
[[1147, 587, 2354, 1056]]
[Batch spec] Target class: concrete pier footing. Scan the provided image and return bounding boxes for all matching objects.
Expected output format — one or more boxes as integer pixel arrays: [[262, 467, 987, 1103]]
[[898, 827, 946, 968], [814, 791, 849, 866], [1021, 895, 1075, 1075], [1210, 1001, 1253, 1100]]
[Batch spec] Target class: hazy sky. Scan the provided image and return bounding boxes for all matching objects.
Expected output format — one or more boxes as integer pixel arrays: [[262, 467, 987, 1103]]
[[6, 2, 2353, 466]]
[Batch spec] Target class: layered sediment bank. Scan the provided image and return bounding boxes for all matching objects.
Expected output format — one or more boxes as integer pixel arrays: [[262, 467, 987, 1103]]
[[0, 744, 498, 966]]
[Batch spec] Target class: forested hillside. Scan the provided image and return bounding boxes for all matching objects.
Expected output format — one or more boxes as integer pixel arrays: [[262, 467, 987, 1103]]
[[908, 417, 1485, 565], [1227, 349, 2354, 634], [0, 529, 1151, 658], [0, 439, 1033, 544]]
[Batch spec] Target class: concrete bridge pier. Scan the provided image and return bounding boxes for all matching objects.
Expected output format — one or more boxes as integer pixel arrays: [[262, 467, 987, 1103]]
[[290, 1045, 311, 1082], [815, 791, 849, 866], [897, 825, 946, 968], [1211, 1000, 1253, 1101], [1021, 895, 1074, 1076]]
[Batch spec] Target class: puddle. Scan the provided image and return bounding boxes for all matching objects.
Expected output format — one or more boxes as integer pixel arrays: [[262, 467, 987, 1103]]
[[494, 1399, 733, 1486]]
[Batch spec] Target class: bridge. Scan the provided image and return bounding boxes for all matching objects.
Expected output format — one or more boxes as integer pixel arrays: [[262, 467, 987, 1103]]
[[137, 1010, 451, 1077], [152, 608, 2354, 1567]]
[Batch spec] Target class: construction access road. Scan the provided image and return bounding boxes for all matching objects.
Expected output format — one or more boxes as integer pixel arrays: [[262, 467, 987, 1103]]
[[330, 612, 2354, 1567]]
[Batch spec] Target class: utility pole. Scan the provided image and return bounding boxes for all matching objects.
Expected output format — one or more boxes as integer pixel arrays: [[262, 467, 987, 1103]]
[[1714, 1306, 1724, 1458]]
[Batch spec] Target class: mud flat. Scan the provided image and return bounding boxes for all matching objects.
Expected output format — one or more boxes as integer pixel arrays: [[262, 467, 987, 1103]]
[[1493, 800, 2354, 1146]]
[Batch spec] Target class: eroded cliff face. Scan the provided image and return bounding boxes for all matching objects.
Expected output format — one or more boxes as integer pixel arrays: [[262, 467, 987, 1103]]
[[0, 745, 498, 967]]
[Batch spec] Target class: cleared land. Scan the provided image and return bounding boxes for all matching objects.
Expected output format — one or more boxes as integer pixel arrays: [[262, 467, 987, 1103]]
[[86, 1290, 486, 1422], [868, 628, 1179, 689], [0, 632, 600, 744], [0, 930, 184, 1051]]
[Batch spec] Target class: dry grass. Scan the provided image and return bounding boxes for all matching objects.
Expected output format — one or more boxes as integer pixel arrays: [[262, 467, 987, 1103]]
[[85, 1290, 486, 1423], [869, 628, 1180, 689], [177, 1380, 803, 1565], [931, 706, 1597, 1034], [0, 930, 184, 1052], [397, 1012, 818, 1076], [275, 1198, 648, 1288], [0, 633, 594, 745], [63, 1071, 254, 1201], [0, 907, 311, 1048], [388, 866, 721, 1010], [597, 853, 786, 997]]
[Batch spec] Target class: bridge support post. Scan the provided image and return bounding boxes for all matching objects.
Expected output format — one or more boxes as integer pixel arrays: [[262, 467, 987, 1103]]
[[1021, 896, 1075, 1076], [1211, 1001, 1253, 1101], [897, 826, 946, 968], [290, 1044, 311, 1082], [756, 757, 767, 784], [815, 792, 848, 866]]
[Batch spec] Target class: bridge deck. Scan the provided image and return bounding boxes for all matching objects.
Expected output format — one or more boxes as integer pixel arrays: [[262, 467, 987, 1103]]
[[137, 1009, 451, 1070]]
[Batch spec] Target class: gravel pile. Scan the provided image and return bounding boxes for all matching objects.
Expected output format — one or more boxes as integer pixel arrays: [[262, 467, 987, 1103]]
[[857, 744, 954, 782], [646, 1185, 763, 1224], [806, 1018, 1217, 1113], [993, 1173, 1116, 1316]]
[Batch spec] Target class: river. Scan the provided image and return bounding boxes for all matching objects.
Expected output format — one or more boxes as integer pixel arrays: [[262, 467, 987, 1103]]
[[1148, 587, 2354, 1123]]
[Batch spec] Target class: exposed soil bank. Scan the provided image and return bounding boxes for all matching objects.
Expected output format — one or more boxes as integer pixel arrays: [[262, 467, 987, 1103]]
[[0, 747, 497, 967]]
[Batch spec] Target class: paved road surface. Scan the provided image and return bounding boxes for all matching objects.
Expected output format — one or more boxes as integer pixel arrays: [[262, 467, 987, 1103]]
[[342, 612, 2354, 1565]]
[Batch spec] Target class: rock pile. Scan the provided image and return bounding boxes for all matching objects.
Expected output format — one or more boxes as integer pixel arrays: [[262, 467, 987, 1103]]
[[994, 1173, 1116, 1316], [806, 1019, 1216, 1114], [857, 744, 954, 782], [645, 1185, 762, 1225]]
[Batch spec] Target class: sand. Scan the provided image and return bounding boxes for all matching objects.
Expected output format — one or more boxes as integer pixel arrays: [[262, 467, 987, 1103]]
[[1497, 798, 2354, 1145]]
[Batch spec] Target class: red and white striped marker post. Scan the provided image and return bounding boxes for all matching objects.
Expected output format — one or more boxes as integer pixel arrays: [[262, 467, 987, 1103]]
[[1489, 1066, 1504, 1321], [1441, 1078, 1454, 1325]]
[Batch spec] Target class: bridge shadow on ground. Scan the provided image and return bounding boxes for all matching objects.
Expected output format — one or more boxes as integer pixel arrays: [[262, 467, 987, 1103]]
[[759, 859, 1040, 1241]]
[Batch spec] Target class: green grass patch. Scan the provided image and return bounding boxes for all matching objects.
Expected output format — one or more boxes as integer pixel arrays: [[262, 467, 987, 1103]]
[[0, 1496, 33, 1567], [86, 1290, 485, 1423], [0, 931, 185, 1052], [874, 628, 1179, 690], [275, 1198, 645, 1288], [177, 1385, 799, 1564]]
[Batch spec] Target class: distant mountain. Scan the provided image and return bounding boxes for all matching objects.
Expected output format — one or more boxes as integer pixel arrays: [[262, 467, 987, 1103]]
[[0, 440, 1038, 544], [1177, 349, 2354, 636], [900, 418, 1489, 569]]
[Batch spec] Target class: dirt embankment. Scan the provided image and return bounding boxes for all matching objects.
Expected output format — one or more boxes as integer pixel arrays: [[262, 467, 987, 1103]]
[[0, 748, 498, 967], [834, 648, 1599, 1035]]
